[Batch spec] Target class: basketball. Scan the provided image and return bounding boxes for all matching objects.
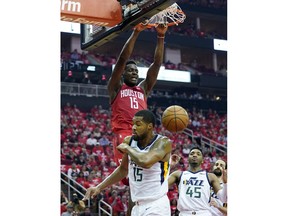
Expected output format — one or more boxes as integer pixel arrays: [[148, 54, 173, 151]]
[[161, 105, 189, 133]]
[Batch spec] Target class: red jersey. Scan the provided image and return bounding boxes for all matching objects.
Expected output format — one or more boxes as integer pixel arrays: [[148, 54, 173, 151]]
[[111, 83, 147, 133]]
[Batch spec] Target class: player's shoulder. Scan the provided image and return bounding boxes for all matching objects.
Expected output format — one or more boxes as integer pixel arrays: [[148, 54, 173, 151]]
[[158, 134, 171, 141], [155, 135, 172, 145], [123, 135, 133, 144], [207, 172, 218, 181]]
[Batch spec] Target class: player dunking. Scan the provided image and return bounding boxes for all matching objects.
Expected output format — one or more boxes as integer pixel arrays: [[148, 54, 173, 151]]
[[108, 23, 167, 166]]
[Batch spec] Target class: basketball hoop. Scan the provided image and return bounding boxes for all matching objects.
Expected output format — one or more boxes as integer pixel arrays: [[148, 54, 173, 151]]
[[141, 3, 186, 28]]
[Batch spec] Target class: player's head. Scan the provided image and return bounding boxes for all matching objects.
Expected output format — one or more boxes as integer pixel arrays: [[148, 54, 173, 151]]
[[123, 60, 139, 87], [212, 159, 227, 177], [188, 146, 204, 168], [132, 109, 156, 141]]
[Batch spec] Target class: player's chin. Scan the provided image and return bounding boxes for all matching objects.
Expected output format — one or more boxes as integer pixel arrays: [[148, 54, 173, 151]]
[[213, 168, 222, 176], [130, 79, 138, 85], [132, 134, 139, 141]]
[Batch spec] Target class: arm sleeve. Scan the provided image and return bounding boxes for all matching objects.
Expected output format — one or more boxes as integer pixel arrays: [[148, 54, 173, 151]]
[[216, 183, 227, 203]]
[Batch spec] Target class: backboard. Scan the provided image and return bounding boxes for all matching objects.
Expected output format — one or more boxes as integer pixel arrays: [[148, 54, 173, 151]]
[[61, 0, 122, 26], [80, 0, 178, 51]]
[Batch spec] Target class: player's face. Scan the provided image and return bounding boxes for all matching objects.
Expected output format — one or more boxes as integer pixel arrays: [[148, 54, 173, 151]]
[[213, 160, 226, 176], [123, 64, 139, 86], [188, 149, 203, 167], [131, 116, 149, 141]]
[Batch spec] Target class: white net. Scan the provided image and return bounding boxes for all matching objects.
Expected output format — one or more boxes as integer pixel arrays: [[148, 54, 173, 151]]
[[143, 3, 186, 27]]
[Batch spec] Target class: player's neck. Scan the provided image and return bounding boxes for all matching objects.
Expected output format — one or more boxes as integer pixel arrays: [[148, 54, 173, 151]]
[[137, 132, 156, 148], [189, 165, 202, 172], [124, 81, 137, 87], [218, 176, 223, 183]]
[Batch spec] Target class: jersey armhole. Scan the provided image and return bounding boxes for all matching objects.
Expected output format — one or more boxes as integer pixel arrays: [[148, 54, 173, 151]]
[[176, 171, 183, 186], [110, 81, 124, 105], [206, 172, 212, 187]]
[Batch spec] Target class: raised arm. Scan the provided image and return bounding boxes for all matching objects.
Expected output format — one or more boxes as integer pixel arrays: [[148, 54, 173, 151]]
[[139, 24, 168, 96], [168, 170, 181, 188], [107, 24, 147, 101], [117, 137, 172, 169]]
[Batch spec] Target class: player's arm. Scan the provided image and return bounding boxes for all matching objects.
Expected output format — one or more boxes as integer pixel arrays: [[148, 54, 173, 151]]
[[107, 24, 147, 100], [210, 199, 227, 215], [208, 173, 227, 203], [168, 170, 181, 188], [218, 205, 227, 215], [210, 198, 227, 215], [139, 24, 168, 96], [83, 153, 129, 200], [117, 137, 172, 169]]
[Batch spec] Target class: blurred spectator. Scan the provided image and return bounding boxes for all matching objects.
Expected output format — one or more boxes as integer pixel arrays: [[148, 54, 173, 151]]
[[82, 71, 92, 84], [66, 148, 77, 161], [67, 193, 86, 214], [61, 191, 69, 205], [98, 134, 110, 148], [83, 174, 98, 189], [61, 142, 70, 159], [108, 190, 123, 216], [79, 207, 96, 216], [63, 71, 76, 94], [86, 134, 98, 146], [67, 162, 80, 180], [61, 191, 69, 215], [93, 127, 102, 139], [75, 154, 86, 166], [120, 195, 129, 215], [91, 144, 104, 156], [76, 171, 86, 186], [64, 70, 75, 83], [80, 52, 90, 64], [192, 117, 201, 127], [71, 49, 81, 62], [181, 143, 190, 157], [100, 74, 107, 85], [61, 204, 74, 216], [72, 142, 82, 156], [78, 133, 88, 146], [81, 164, 90, 178]]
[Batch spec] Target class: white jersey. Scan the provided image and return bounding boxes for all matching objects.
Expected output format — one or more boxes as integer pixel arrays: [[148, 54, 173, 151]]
[[177, 170, 212, 213], [210, 182, 226, 216], [128, 134, 170, 203]]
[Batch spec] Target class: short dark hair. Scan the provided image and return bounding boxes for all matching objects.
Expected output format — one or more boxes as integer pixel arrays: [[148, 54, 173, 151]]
[[126, 60, 137, 66], [135, 110, 156, 127], [189, 145, 203, 155]]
